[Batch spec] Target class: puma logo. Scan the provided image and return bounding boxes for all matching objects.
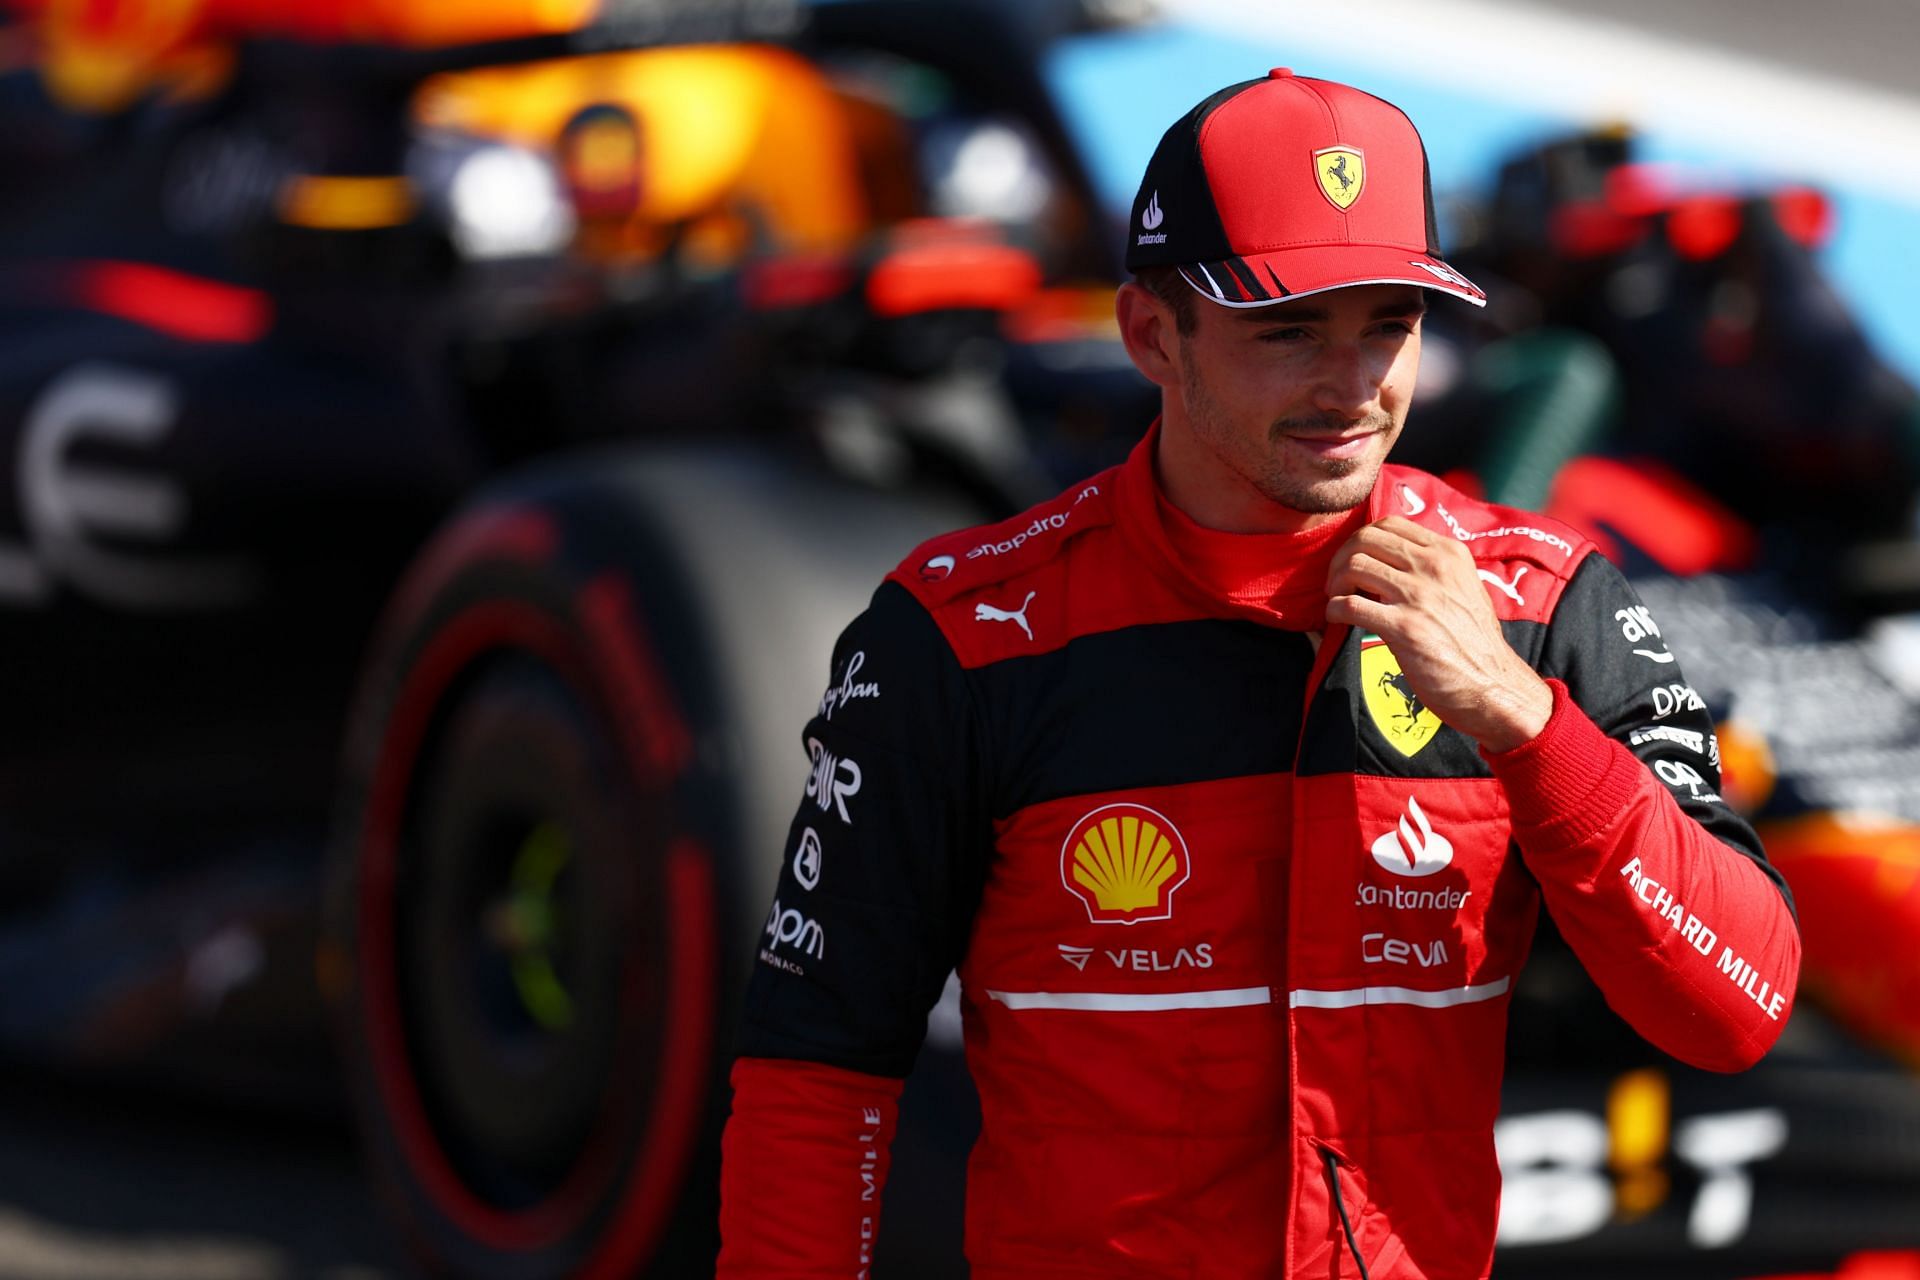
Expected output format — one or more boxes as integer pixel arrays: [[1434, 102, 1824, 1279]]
[[974, 590, 1037, 641], [1477, 565, 1528, 605]]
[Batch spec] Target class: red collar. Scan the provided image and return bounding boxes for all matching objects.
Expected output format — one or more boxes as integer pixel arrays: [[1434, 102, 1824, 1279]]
[[1113, 421, 1372, 632]]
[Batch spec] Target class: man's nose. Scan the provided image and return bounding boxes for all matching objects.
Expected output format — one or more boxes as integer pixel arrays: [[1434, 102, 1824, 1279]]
[[1310, 345, 1381, 418]]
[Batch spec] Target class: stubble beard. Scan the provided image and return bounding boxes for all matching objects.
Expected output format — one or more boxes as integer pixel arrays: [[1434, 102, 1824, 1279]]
[[1182, 351, 1392, 516]]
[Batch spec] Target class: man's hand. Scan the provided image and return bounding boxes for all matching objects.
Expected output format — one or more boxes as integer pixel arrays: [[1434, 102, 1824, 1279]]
[[1325, 516, 1553, 753]]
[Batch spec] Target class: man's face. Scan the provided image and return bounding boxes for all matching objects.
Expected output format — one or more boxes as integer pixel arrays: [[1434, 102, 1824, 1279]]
[[1169, 283, 1425, 520]]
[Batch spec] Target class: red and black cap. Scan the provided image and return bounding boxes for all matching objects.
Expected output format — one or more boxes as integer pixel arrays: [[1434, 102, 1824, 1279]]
[[1126, 68, 1485, 308]]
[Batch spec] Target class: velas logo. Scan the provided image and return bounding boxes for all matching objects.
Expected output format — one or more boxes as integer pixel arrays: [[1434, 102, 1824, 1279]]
[[1361, 634, 1441, 757], [1314, 146, 1365, 211], [1370, 795, 1454, 878], [1060, 802, 1190, 925]]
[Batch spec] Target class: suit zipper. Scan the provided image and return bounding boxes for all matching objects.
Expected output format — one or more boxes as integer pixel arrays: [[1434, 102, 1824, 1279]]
[[1317, 1144, 1372, 1280]]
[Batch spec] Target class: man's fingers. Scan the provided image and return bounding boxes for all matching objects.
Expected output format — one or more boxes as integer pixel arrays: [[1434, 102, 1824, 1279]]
[[1326, 592, 1394, 635], [1330, 527, 1415, 587], [1369, 515, 1445, 546], [1328, 551, 1412, 602]]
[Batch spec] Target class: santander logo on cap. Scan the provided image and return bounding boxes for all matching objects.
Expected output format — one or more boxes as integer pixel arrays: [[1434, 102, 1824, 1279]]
[[1137, 190, 1167, 246]]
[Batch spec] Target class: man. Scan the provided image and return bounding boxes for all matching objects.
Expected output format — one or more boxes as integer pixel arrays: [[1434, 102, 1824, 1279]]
[[718, 70, 1801, 1279]]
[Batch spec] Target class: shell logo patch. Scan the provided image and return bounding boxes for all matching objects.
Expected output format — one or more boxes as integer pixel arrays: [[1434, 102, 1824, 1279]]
[[1060, 803, 1190, 926], [1362, 633, 1442, 757], [1314, 146, 1365, 211]]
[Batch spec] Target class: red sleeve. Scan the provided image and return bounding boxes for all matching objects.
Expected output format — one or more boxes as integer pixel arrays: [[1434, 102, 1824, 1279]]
[[1488, 679, 1803, 1072], [717, 1057, 904, 1278]]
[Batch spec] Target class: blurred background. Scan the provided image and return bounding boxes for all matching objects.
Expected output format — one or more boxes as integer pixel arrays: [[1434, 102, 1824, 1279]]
[[2, 0, 1919, 1276]]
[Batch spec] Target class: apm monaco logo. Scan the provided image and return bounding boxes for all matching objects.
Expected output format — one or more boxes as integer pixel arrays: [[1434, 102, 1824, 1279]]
[[1361, 634, 1442, 758], [1370, 796, 1454, 877], [1060, 803, 1190, 925], [1314, 146, 1365, 211]]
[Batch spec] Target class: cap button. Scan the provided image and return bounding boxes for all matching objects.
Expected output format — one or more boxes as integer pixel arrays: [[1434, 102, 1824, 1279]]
[[1269, 67, 1294, 78]]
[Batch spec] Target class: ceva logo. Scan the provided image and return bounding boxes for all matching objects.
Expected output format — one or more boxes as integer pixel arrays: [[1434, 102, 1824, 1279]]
[[1370, 796, 1454, 878]]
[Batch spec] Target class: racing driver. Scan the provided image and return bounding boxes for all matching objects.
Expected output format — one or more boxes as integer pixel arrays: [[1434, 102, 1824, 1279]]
[[716, 70, 1802, 1278]]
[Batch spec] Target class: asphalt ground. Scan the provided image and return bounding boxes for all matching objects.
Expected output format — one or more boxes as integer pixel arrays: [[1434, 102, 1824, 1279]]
[[0, 1065, 404, 1280]]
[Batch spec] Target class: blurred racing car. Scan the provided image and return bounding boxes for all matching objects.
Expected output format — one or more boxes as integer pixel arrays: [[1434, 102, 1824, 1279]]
[[0, 0, 1145, 1274]]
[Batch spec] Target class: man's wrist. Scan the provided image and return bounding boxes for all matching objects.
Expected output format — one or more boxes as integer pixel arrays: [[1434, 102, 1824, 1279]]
[[1472, 672, 1555, 755]]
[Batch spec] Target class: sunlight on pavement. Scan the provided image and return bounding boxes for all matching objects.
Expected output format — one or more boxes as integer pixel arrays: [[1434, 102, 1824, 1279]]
[[0, 1208, 389, 1280]]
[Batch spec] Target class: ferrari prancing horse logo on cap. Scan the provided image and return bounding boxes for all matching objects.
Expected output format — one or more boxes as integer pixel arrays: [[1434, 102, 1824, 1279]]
[[1314, 146, 1365, 211]]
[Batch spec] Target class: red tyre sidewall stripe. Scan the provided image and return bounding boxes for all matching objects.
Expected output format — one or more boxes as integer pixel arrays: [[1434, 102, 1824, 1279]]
[[582, 839, 718, 1279], [576, 572, 719, 1274], [359, 590, 703, 1255]]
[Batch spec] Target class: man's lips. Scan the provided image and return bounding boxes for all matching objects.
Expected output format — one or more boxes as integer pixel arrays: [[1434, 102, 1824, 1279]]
[[1282, 430, 1379, 460]]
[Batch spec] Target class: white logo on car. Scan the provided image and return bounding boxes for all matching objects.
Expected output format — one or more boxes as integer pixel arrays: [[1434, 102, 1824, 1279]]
[[975, 590, 1037, 641], [1477, 564, 1529, 605], [1370, 796, 1455, 877], [2, 364, 256, 610], [792, 827, 822, 891], [805, 737, 862, 824]]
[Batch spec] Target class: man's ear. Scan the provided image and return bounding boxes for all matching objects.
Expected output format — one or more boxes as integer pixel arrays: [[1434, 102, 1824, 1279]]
[[1116, 281, 1184, 390]]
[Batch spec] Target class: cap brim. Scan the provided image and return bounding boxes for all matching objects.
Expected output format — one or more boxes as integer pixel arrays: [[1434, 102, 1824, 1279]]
[[1179, 244, 1486, 308]]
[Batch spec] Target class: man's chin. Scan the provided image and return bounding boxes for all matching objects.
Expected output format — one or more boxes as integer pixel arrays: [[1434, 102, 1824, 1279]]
[[1265, 464, 1380, 516]]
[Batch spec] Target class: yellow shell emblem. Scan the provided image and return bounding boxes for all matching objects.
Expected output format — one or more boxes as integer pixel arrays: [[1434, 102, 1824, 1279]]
[[1361, 634, 1442, 757], [1314, 146, 1365, 211], [1060, 803, 1190, 925]]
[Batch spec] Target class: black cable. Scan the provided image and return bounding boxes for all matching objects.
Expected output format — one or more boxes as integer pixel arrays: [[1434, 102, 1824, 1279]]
[[1319, 1147, 1372, 1280]]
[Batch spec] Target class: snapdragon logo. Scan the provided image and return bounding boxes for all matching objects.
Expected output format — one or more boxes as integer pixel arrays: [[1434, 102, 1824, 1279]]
[[967, 511, 1073, 560], [1370, 796, 1454, 877], [1434, 502, 1575, 559]]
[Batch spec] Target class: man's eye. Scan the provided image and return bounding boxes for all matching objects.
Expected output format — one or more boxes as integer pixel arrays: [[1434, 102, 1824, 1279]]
[[1258, 328, 1310, 343]]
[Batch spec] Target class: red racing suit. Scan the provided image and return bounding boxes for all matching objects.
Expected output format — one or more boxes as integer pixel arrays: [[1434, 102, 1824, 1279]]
[[718, 429, 1802, 1279]]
